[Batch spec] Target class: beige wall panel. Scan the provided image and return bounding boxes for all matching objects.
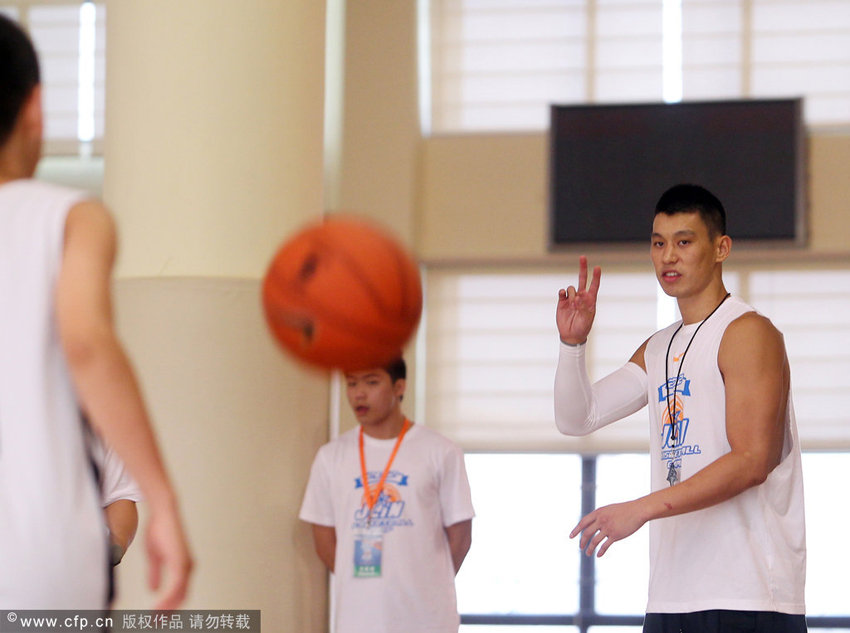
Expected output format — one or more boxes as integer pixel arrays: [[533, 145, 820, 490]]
[[111, 278, 328, 631], [335, 0, 420, 246], [809, 134, 850, 252], [103, 0, 326, 278], [418, 135, 549, 261]]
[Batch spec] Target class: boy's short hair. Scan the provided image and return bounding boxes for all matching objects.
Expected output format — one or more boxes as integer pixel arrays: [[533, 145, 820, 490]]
[[384, 357, 406, 384], [655, 184, 727, 238], [0, 14, 40, 147]]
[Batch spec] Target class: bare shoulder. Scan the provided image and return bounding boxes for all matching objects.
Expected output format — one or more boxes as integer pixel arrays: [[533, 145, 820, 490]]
[[56, 199, 117, 326], [724, 311, 783, 344], [719, 311, 786, 371], [65, 199, 114, 235], [63, 199, 116, 256]]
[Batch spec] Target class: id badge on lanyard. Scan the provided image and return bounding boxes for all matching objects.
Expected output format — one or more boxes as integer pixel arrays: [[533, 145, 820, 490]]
[[354, 418, 411, 579], [353, 525, 383, 577]]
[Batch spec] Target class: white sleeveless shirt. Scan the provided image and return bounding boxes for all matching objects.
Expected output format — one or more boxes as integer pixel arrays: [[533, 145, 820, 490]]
[[0, 179, 108, 608], [643, 295, 806, 614]]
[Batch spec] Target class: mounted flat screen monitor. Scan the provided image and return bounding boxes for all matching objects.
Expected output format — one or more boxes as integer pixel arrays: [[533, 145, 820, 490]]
[[549, 99, 806, 247]]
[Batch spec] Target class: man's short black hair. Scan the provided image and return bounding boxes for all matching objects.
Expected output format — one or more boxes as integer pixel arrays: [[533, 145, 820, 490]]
[[0, 14, 40, 147], [655, 184, 727, 238]]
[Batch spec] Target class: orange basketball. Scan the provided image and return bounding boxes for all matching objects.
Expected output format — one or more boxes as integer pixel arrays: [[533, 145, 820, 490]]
[[262, 215, 423, 372]]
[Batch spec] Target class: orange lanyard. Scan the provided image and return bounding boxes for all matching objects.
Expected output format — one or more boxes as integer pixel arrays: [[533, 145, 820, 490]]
[[359, 418, 411, 518]]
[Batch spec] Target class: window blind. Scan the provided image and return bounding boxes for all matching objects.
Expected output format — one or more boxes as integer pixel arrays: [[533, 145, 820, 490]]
[[747, 268, 850, 449], [429, 0, 589, 133], [681, 0, 743, 100], [423, 268, 657, 452], [422, 264, 850, 452], [595, 0, 664, 103], [428, 0, 850, 133], [750, 0, 850, 125]]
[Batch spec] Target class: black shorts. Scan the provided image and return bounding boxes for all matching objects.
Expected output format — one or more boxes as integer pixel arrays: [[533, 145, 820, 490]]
[[643, 610, 807, 633]]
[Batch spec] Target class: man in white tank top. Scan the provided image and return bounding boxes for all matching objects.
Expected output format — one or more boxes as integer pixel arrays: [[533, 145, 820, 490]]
[[554, 184, 806, 632], [0, 14, 192, 609]]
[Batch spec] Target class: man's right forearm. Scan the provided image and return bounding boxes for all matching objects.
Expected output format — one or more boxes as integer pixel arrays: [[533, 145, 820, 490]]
[[554, 342, 648, 435], [65, 330, 176, 509], [554, 342, 596, 435]]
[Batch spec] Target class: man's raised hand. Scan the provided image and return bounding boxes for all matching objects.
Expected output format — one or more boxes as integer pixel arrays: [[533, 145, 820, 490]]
[[556, 256, 601, 345]]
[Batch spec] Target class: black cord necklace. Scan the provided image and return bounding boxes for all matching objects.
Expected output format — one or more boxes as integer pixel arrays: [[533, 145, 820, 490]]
[[664, 292, 731, 447]]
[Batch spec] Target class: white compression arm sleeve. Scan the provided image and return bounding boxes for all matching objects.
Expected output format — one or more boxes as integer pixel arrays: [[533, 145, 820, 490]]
[[554, 342, 649, 436]]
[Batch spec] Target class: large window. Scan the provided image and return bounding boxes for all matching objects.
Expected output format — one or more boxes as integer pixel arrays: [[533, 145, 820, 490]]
[[456, 453, 850, 630], [426, 0, 850, 133]]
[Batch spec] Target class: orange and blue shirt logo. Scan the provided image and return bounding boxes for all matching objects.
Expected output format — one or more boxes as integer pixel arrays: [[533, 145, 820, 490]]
[[353, 470, 413, 530], [658, 376, 692, 449], [657, 375, 702, 483]]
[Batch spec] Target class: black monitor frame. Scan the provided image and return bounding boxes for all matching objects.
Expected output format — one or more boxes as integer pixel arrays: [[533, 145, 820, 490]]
[[548, 99, 807, 249]]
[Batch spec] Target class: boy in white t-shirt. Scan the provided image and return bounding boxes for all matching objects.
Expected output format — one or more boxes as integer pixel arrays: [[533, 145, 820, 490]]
[[300, 357, 475, 633]]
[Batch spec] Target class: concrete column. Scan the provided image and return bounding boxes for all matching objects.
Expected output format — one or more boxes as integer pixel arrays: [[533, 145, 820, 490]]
[[104, 0, 326, 278], [102, 2, 329, 630]]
